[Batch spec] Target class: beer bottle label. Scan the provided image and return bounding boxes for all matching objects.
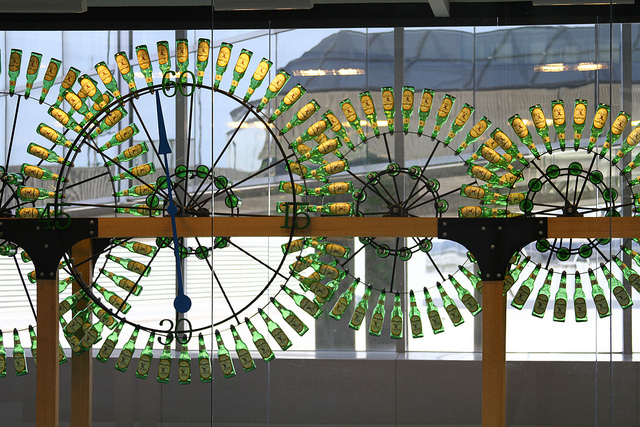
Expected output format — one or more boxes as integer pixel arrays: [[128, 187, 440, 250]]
[[137, 355, 152, 376], [300, 299, 319, 316], [370, 313, 384, 333], [533, 294, 549, 315], [410, 315, 422, 336], [390, 316, 403, 337], [14, 353, 26, 373], [574, 297, 587, 319], [158, 359, 171, 379], [178, 360, 191, 381], [255, 338, 273, 359], [428, 310, 442, 331], [332, 297, 348, 316], [238, 349, 253, 370], [99, 340, 116, 359], [553, 298, 567, 320], [446, 305, 462, 324], [351, 307, 366, 326], [0, 355, 5, 373], [285, 315, 304, 334], [461, 294, 479, 313], [272, 329, 290, 348], [513, 286, 531, 306], [594, 294, 609, 316], [117, 349, 133, 369], [199, 358, 212, 379]]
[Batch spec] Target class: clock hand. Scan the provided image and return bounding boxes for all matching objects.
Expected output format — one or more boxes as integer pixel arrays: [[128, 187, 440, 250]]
[[155, 90, 191, 313]]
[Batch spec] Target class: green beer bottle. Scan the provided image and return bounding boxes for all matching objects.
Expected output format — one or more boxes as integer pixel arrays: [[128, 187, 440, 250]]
[[115, 328, 140, 372], [114, 51, 138, 93], [258, 308, 292, 350], [291, 117, 330, 148], [244, 57, 272, 101], [431, 94, 456, 139], [458, 265, 483, 294], [135, 332, 155, 379], [307, 202, 353, 216], [115, 204, 161, 217], [94, 61, 122, 99], [156, 41, 171, 77], [13, 329, 27, 375], [600, 262, 632, 309], [408, 290, 423, 338], [91, 106, 128, 138], [197, 333, 212, 382], [0, 331, 6, 377], [92, 283, 131, 314], [28, 325, 37, 368], [437, 282, 464, 326], [256, 70, 290, 112], [490, 128, 529, 167], [458, 206, 509, 219], [48, 106, 83, 134], [573, 271, 588, 322], [401, 86, 415, 134], [511, 263, 541, 309], [443, 103, 474, 146], [613, 123, 640, 165], [97, 321, 124, 363], [135, 45, 154, 89], [308, 181, 354, 197], [369, 290, 386, 337], [359, 91, 380, 137], [104, 142, 148, 167], [245, 317, 275, 362], [79, 320, 104, 350], [157, 338, 172, 383], [349, 285, 372, 330], [21, 163, 65, 182], [271, 297, 308, 336], [340, 99, 366, 142], [39, 58, 62, 104], [106, 255, 150, 277], [553, 271, 568, 322], [330, 278, 359, 320], [229, 48, 252, 95], [299, 138, 345, 164], [230, 325, 255, 372], [380, 87, 395, 133], [282, 99, 320, 135], [454, 116, 491, 155], [110, 162, 155, 181], [177, 342, 191, 385], [7, 49, 22, 96], [449, 275, 481, 316], [588, 269, 611, 318], [423, 287, 444, 334], [98, 124, 139, 152], [36, 123, 76, 151], [100, 268, 143, 296], [58, 289, 86, 317], [324, 110, 354, 150], [24, 52, 42, 99], [54, 66, 81, 108], [613, 255, 640, 293], [508, 113, 540, 158], [586, 103, 610, 153], [195, 38, 210, 87], [113, 239, 158, 257], [600, 111, 630, 158], [269, 84, 306, 122], [281, 285, 323, 319], [77, 74, 105, 104], [417, 88, 435, 136], [532, 269, 553, 318], [549, 99, 567, 150], [315, 241, 351, 259], [529, 104, 552, 154], [112, 183, 157, 198], [306, 159, 349, 183], [27, 142, 73, 166], [214, 330, 236, 378], [390, 292, 404, 339], [213, 42, 233, 89], [503, 256, 530, 294], [16, 186, 56, 202], [572, 99, 588, 150]]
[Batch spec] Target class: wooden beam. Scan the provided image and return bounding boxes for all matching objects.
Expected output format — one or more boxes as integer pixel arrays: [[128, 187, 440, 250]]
[[97, 216, 640, 238], [71, 239, 93, 427], [482, 280, 506, 427], [36, 278, 59, 427]]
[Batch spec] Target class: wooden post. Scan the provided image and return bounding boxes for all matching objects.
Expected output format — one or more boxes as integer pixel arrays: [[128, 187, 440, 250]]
[[482, 280, 507, 427], [36, 278, 59, 427], [71, 239, 93, 426]]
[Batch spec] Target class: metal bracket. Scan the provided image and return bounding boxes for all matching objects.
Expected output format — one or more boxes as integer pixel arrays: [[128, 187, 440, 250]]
[[0, 218, 98, 280], [438, 217, 547, 280]]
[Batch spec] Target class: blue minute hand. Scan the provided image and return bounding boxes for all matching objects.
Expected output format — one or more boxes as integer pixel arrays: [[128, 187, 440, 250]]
[[155, 91, 191, 313]]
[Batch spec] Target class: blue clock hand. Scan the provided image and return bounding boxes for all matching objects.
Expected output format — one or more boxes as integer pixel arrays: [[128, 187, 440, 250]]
[[155, 91, 191, 313]]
